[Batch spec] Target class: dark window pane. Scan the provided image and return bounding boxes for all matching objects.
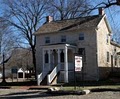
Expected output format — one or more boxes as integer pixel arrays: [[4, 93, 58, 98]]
[[60, 51, 64, 62], [79, 33, 84, 40], [61, 35, 66, 42], [45, 37, 50, 44], [107, 52, 109, 62], [78, 48, 86, 62], [78, 48, 85, 55], [45, 52, 49, 63]]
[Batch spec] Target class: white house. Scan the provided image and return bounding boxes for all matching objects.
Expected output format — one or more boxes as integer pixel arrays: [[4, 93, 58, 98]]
[[35, 8, 120, 85]]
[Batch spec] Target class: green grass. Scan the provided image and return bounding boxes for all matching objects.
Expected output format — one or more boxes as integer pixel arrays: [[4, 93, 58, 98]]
[[57, 85, 120, 92], [60, 86, 83, 91], [55, 79, 120, 91]]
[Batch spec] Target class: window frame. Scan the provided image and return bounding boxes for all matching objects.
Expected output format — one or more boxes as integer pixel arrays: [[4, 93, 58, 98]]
[[61, 35, 66, 43], [79, 33, 84, 40], [45, 37, 50, 44]]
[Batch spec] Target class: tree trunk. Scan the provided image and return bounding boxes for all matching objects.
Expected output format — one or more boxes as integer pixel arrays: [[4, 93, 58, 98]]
[[31, 47, 37, 80], [2, 53, 6, 83]]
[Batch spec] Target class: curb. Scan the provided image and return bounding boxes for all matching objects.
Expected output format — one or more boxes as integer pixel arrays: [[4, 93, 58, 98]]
[[46, 88, 90, 95]]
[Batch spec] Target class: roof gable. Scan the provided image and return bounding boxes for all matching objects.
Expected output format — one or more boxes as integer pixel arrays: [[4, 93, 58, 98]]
[[97, 15, 112, 34]]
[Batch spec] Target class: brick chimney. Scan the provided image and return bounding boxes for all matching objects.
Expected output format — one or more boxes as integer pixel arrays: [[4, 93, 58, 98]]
[[98, 7, 105, 15], [46, 16, 53, 23]]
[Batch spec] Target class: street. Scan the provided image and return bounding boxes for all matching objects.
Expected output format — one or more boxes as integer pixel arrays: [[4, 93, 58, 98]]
[[0, 89, 120, 99]]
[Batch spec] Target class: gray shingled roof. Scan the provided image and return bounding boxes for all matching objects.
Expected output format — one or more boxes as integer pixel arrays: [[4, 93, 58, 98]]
[[35, 15, 103, 34]]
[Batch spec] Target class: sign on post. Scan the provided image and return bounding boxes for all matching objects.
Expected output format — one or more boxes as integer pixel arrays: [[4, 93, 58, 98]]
[[75, 55, 82, 72]]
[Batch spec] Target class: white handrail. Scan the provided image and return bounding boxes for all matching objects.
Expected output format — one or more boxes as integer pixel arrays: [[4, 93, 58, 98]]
[[37, 71, 49, 85], [47, 64, 60, 85]]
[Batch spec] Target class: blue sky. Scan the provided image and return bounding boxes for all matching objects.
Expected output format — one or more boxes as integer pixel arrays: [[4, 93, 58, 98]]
[[92, 0, 120, 42], [0, 0, 120, 42]]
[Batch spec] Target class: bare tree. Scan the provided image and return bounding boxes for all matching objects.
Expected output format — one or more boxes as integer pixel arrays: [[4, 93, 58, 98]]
[[48, 0, 92, 20], [7, 48, 33, 70], [90, 0, 120, 10], [0, 17, 16, 83], [2, 0, 49, 79], [100, 0, 120, 8], [0, 18, 16, 61]]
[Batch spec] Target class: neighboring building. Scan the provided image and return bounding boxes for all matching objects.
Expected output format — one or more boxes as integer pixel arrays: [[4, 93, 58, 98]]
[[0, 48, 34, 79], [35, 8, 120, 85], [111, 41, 120, 72]]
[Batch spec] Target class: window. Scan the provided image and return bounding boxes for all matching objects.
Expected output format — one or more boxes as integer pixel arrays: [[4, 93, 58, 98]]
[[60, 50, 64, 62], [78, 48, 86, 62], [45, 37, 50, 44], [45, 52, 49, 63], [107, 52, 109, 62], [79, 33, 84, 40], [114, 47, 116, 52], [61, 35, 66, 42]]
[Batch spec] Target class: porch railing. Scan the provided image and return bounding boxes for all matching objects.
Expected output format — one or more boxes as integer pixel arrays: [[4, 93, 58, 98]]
[[47, 64, 60, 85], [37, 62, 74, 85], [37, 71, 49, 85]]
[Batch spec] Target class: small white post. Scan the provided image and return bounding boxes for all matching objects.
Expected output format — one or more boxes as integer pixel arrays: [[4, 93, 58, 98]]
[[58, 49, 60, 70], [47, 75, 50, 85], [64, 46, 68, 83], [37, 75, 40, 85]]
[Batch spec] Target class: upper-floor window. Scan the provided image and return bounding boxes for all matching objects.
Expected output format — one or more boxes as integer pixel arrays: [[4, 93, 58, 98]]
[[61, 35, 66, 42], [79, 33, 84, 40], [45, 37, 50, 44]]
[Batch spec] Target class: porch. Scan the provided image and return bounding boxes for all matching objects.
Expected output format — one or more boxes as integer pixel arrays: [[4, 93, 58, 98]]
[[37, 44, 76, 85]]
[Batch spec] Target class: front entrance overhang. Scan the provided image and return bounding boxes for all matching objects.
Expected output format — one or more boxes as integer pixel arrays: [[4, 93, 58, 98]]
[[41, 43, 76, 50], [41, 43, 76, 83]]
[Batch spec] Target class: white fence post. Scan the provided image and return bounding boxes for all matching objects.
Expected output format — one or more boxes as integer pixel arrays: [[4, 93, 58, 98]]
[[47, 75, 50, 85], [37, 74, 40, 85]]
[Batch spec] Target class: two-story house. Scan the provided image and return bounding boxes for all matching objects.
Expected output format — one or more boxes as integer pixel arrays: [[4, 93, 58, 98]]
[[35, 8, 120, 85]]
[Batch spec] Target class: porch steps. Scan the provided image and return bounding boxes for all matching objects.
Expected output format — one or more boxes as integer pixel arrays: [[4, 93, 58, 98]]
[[40, 72, 60, 85], [40, 71, 52, 85], [40, 75, 47, 85], [50, 72, 60, 85]]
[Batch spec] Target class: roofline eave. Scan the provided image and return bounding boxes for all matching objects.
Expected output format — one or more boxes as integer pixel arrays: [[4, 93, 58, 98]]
[[96, 15, 112, 34]]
